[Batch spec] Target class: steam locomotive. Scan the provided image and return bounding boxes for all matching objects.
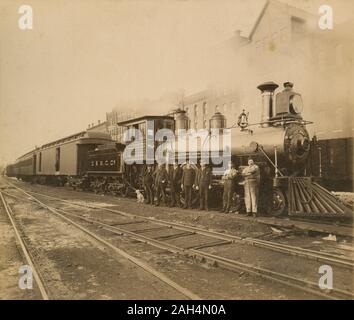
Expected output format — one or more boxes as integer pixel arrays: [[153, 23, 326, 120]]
[[6, 82, 351, 218]]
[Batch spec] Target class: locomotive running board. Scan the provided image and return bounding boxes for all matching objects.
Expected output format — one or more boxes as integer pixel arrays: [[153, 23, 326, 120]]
[[288, 177, 352, 217]]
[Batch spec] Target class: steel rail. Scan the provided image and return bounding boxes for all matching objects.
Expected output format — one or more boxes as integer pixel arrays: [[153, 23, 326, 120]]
[[15, 188, 354, 270], [2, 186, 201, 300], [0, 191, 49, 300], [4, 187, 353, 300]]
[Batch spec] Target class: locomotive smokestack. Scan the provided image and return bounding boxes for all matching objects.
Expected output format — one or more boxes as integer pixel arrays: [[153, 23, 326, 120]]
[[257, 82, 279, 127]]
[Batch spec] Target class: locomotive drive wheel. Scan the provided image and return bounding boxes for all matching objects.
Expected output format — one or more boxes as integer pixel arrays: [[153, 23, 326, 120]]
[[271, 188, 286, 217]]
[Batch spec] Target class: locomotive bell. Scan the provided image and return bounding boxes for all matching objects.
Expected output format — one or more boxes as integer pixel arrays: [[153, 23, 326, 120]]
[[257, 82, 279, 127], [209, 112, 226, 130]]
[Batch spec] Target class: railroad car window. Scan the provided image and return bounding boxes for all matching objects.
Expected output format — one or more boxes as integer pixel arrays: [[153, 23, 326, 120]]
[[55, 147, 60, 171], [164, 120, 174, 130], [155, 119, 164, 131], [138, 122, 146, 136]]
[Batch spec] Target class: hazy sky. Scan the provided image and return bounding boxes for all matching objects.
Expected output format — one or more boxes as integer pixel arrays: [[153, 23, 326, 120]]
[[0, 0, 352, 164]]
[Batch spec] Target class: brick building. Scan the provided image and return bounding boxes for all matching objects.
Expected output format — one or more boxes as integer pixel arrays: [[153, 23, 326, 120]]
[[106, 109, 140, 143], [180, 88, 241, 130]]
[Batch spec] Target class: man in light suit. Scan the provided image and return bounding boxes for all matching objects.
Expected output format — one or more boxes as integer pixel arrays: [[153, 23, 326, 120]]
[[220, 162, 238, 213], [242, 158, 260, 217]]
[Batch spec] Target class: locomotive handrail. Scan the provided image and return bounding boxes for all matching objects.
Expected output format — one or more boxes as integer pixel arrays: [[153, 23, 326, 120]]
[[228, 118, 313, 130], [257, 145, 284, 177]]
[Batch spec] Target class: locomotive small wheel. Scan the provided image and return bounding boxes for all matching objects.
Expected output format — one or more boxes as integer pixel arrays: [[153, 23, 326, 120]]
[[271, 188, 286, 216]]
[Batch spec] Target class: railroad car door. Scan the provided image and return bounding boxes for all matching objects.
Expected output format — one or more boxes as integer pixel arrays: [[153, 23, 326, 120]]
[[33, 154, 37, 175], [77, 144, 91, 176]]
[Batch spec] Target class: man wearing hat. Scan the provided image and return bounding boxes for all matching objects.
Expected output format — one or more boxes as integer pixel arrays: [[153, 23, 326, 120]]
[[154, 164, 168, 206], [181, 162, 196, 209], [220, 162, 238, 213], [168, 163, 183, 207], [142, 165, 154, 205], [195, 161, 212, 211], [242, 158, 260, 217], [283, 82, 294, 90]]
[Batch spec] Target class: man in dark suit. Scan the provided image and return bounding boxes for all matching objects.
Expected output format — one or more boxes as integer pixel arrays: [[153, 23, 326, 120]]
[[195, 162, 212, 211], [142, 165, 154, 205], [181, 162, 196, 209], [169, 163, 183, 207], [154, 164, 168, 206]]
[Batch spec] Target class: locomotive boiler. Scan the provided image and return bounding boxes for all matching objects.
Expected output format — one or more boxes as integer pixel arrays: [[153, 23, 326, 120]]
[[229, 82, 310, 172]]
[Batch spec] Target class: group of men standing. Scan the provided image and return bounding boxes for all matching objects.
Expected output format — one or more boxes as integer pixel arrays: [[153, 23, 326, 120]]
[[142, 161, 213, 210], [141, 159, 260, 216]]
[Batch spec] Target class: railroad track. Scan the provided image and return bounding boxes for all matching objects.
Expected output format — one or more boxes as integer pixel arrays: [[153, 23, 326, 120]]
[[0, 187, 201, 300], [12, 188, 354, 270], [3, 181, 354, 300], [0, 191, 49, 300]]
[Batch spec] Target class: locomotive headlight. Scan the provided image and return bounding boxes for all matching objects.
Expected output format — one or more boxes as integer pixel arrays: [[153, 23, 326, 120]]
[[290, 94, 303, 114]]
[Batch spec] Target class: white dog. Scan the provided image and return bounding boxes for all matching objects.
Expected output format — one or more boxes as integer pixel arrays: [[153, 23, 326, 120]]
[[135, 189, 145, 203]]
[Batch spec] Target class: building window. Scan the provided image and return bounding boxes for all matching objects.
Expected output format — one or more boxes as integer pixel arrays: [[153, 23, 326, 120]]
[[202, 102, 207, 117], [39, 152, 42, 172], [223, 103, 227, 113], [291, 17, 306, 42], [203, 119, 207, 129], [55, 147, 60, 172]]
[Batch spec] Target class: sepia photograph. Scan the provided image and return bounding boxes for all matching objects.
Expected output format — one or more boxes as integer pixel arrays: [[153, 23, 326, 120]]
[[0, 0, 353, 309]]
